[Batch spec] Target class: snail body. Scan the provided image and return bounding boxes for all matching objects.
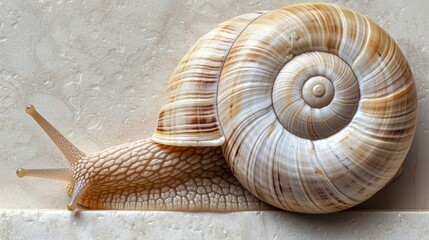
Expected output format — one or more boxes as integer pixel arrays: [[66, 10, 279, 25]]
[[17, 3, 417, 213]]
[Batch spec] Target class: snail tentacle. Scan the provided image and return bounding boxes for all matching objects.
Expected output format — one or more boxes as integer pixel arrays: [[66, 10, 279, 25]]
[[67, 179, 88, 211], [16, 168, 72, 181], [25, 105, 85, 164]]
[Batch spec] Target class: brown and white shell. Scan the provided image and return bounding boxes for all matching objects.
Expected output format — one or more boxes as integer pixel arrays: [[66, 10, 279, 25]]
[[152, 3, 417, 213]]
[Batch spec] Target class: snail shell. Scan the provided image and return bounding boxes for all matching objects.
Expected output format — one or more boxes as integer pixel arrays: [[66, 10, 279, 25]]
[[153, 3, 417, 213], [18, 3, 417, 214]]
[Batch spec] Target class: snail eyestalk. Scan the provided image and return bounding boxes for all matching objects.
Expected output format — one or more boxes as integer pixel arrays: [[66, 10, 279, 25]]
[[16, 168, 72, 181], [24, 105, 85, 164]]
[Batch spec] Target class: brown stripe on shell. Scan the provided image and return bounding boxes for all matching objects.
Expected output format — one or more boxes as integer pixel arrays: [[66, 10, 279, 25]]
[[152, 12, 266, 147]]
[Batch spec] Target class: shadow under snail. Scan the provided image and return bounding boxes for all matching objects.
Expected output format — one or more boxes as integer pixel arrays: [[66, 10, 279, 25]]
[[17, 2, 417, 214]]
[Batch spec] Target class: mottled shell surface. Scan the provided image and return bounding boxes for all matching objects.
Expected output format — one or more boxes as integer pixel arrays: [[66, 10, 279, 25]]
[[153, 3, 417, 213]]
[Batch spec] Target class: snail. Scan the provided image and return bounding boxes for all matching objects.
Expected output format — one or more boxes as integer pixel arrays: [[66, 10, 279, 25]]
[[16, 2, 417, 214]]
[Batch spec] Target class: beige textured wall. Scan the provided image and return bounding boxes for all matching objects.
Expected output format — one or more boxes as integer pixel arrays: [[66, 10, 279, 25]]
[[0, 0, 428, 210]]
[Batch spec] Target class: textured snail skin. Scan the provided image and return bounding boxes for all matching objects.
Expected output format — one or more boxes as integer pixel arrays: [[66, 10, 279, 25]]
[[17, 3, 417, 213], [70, 139, 270, 210]]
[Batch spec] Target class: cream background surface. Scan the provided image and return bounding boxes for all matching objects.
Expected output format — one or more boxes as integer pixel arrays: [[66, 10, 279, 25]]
[[0, 0, 428, 212]]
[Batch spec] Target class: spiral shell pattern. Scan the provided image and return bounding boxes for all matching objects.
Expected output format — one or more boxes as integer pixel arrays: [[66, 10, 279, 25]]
[[154, 3, 417, 213]]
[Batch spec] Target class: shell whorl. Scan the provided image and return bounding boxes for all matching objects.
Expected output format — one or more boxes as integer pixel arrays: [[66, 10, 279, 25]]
[[271, 51, 360, 139], [153, 3, 417, 213]]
